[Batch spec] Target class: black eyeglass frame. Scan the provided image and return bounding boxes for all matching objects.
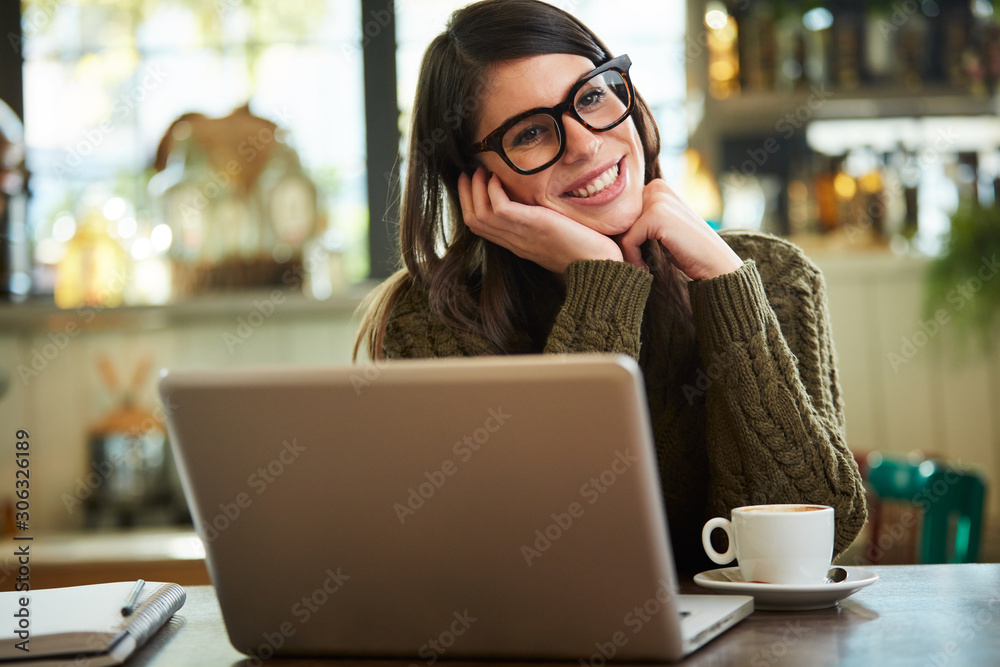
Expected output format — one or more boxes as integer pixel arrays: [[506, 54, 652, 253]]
[[469, 54, 635, 176]]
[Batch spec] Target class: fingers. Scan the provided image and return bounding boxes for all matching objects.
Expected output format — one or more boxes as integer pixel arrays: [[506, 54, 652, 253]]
[[617, 227, 649, 272], [471, 167, 493, 223], [635, 178, 742, 280], [460, 168, 521, 251], [457, 171, 474, 222], [458, 168, 497, 236], [486, 172, 531, 227]]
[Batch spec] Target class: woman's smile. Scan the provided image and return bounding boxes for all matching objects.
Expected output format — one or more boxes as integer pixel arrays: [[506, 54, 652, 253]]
[[560, 157, 627, 206]]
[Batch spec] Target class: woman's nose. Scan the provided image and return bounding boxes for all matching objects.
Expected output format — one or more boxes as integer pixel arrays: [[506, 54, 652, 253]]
[[561, 114, 600, 163]]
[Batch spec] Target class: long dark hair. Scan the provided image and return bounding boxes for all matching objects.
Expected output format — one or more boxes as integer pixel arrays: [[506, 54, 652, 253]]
[[355, 0, 694, 364]]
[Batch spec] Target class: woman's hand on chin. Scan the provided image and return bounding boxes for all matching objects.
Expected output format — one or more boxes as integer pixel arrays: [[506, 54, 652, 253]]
[[617, 179, 743, 280], [458, 168, 623, 274]]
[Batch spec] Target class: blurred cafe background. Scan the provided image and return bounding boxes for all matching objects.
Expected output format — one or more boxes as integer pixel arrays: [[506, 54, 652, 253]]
[[0, 0, 999, 584]]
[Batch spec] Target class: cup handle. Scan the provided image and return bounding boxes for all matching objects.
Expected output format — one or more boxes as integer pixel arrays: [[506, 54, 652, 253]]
[[702, 517, 735, 565]]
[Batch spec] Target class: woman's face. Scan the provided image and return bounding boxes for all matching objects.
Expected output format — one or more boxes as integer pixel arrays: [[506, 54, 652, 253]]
[[472, 53, 646, 237]]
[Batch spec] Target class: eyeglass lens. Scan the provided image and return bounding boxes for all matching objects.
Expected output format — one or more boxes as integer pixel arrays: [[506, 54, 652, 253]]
[[500, 70, 630, 172]]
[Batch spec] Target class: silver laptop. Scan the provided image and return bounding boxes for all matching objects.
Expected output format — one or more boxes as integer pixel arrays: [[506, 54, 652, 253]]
[[159, 353, 752, 662]]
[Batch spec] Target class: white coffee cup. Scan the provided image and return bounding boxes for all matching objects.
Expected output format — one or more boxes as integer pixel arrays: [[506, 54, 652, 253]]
[[701, 504, 834, 586]]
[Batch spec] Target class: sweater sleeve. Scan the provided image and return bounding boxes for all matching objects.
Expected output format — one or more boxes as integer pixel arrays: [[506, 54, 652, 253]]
[[689, 234, 867, 556], [543, 259, 653, 358], [383, 260, 654, 360], [383, 283, 495, 359]]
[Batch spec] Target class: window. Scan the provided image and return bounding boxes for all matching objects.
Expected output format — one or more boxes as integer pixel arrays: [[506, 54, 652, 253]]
[[21, 0, 367, 303]]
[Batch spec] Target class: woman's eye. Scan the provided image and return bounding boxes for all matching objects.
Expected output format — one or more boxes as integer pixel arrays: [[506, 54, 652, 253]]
[[511, 125, 547, 147], [577, 88, 607, 111]]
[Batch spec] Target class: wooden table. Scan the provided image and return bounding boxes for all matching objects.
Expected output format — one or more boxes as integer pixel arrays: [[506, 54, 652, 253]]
[[0, 529, 210, 589], [129, 564, 1000, 666]]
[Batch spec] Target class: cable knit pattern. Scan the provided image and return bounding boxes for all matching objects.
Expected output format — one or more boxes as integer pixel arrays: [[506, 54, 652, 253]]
[[545, 259, 653, 356], [380, 231, 867, 571]]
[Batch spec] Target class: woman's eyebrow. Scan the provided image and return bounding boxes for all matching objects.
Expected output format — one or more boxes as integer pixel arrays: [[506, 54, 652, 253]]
[[496, 67, 597, 126]]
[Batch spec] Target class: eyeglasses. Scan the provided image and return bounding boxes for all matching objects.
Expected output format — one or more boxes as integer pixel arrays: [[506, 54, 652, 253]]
[[470, 54, 635, 175]]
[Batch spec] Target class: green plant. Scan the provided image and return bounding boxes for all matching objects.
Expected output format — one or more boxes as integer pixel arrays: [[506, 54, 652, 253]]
[[923, 202, 1000, 355]]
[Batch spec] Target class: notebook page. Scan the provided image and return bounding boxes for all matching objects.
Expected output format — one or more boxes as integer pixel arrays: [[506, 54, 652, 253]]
[[0, 581, 173, 658]]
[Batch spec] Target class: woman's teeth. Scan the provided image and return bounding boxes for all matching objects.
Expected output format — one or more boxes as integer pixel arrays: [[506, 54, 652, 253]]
[[568, 163, 620, 199]]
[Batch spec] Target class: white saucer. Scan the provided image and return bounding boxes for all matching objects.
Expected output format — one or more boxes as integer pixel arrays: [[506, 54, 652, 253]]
[[693, 566, 879, 611]]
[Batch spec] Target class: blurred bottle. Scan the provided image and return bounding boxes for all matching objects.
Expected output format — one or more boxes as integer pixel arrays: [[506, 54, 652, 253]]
[[900, 148, 921, 241], [983, 22, 1000, 94], [0, 99, 29, 302], [706, 1, 741, 99], [775, 9, 806, 93], [955, 152, 980, 203], [863, 5, 896, 85], [814, 154, 840, 233], [899, 12, 930, 90], [832, 155, 856, 231], [55, 205, 129, 309], [740, 1, 776, 91], [786, 153, 817, 237], [832, 4, 862, 90], [994, 149, 1000, 206], [855, 147, 886, 239], [880, 149, 908, 240], [944, 6, 972, 88], [802, 5, 833, 87]]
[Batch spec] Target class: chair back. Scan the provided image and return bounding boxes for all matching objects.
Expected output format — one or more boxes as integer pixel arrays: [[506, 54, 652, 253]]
[[866, 454, 987, 564]]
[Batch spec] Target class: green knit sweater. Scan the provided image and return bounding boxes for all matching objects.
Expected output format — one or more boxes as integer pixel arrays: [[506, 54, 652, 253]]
[[381, 230, 868, 572]]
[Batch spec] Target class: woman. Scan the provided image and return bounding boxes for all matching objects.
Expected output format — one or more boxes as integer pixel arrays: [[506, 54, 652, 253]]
[[355, 0, 867, 572]]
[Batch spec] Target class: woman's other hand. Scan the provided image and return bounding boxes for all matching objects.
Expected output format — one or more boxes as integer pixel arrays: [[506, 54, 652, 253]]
[[618, 179, 743, 280], [458, 167, 623, 274]]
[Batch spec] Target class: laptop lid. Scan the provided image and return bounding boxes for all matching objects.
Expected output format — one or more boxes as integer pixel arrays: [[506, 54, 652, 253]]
[[159, 353, 750, 662]]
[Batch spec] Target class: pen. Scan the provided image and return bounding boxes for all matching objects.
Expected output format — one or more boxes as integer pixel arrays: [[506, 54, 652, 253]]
[[121, 579, 145, 616]]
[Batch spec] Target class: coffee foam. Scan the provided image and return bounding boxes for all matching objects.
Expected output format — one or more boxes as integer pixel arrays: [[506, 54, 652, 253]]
[[740, 505, 826, 513]]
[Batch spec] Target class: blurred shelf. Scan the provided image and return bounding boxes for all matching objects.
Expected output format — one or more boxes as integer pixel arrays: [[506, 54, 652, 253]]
[[0, 282, 376, 334], [698, 86, 999, 137], [0, 527, 210, 588], [796, 243, 930, 282]]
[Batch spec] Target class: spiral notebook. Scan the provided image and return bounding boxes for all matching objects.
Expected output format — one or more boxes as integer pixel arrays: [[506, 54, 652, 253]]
[[0, 581, 185, 666]]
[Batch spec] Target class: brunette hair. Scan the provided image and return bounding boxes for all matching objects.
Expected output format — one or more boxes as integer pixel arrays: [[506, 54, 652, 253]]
[[354, 0, 694, 363]]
